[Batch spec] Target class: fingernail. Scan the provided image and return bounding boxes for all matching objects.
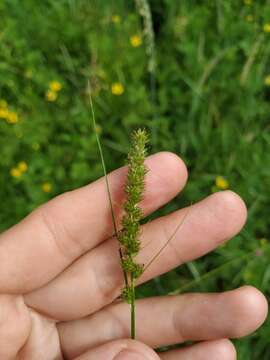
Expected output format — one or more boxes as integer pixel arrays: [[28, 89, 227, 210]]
[[114, 349, 147, 360]]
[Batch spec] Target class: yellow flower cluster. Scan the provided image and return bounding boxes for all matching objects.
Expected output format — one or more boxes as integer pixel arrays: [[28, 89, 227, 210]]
[[111, 82, 124, 95], [263, 23, 270, 33], [130, 35, 142, 47], [215, 176, 229, 190], [10, 161, 28, 178], [45, 81, 62, 102], [0, 99, 19, 124], [244, 0, 252, 4], [41, 182, 52, 193]]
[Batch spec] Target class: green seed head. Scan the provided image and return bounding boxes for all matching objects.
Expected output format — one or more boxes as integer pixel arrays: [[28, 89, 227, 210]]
[[120, 129, 148, 300]]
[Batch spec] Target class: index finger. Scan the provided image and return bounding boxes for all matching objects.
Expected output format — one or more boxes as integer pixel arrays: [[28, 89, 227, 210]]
[[0, 152, 187, 294]]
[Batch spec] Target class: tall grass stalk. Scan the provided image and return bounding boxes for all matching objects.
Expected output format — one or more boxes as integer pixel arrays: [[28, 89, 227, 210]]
[[134, 0, 155, 74], [134, 0, 157, 148]]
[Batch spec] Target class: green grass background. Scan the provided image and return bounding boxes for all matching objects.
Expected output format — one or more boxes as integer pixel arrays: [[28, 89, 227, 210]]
[[0, 0, 270, 358]]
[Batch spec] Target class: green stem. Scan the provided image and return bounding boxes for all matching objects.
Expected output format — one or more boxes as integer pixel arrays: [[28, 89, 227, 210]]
[[87, 82, 128, 288], [130, 275, 136, 339]]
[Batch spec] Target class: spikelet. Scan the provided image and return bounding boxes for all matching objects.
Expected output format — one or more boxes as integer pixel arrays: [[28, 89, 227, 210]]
[[119, 129, 148, 302]]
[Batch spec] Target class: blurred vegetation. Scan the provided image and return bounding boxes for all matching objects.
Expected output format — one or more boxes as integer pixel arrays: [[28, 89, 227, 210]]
[[0, 0, 270, 358]]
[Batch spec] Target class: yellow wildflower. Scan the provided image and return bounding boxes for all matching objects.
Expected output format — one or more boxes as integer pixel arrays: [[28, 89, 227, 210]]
[[244, 0, 252, 4], [0, 99, 8, 108], [215, 176, 229, 190], [46, 90, 57, 102], [49, 81, 62, 92], [6, 111, 18, 124], [10, 167, 21, 178], [263, 23, 270, 33], [42, 182, 52, 193], [245, 14, 254, 22], [130, 35, 142, 47], [264, 74, 270, 86], [0, 103, 19, 123], [112, 15, 121, 24], [0, 108, 8, 119], [111, 82, 124, 95], [18, 161, 28, 172]]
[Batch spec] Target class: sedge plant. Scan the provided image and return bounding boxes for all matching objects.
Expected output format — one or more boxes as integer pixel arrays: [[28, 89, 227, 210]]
[[88, 83, 190, 339]]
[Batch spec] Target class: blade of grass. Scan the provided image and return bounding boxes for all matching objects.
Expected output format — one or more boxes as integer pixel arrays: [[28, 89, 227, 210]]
[[143, 206, 192, 274], [169, 251, 255, 295], [87, 81, 128, 287]]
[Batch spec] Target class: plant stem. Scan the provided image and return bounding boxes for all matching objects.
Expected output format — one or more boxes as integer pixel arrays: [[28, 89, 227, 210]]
[[130, 274, 136, 339], [87, 82, 128, 288]]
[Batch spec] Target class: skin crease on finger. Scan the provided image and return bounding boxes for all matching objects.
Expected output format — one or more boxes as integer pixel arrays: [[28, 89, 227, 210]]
[[25, 190, 248, 321]]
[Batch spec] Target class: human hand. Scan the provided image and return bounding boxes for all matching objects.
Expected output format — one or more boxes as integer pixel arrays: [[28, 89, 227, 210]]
[[0, 153, 267, 359]]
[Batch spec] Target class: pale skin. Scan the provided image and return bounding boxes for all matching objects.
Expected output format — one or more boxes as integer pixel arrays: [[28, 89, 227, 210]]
[[0, 152, 267, 360]]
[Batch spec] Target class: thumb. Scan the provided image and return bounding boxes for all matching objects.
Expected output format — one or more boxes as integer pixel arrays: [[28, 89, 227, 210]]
[[74, 339, 160, 360]]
